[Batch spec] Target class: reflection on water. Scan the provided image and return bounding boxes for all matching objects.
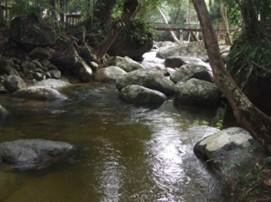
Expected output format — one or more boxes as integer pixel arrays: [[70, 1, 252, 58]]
[[0, 83, 226, 202]]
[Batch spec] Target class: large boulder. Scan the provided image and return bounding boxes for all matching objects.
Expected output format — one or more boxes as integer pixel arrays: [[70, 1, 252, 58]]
[[10, 15, 56, 48], [116, 69, 176, 96], [95, 66, 127, 82], [33, 79, 70, 89], [0, 139, 74, 170], [120, 84, 167, 106], [194, 127, 265, 181], [157, 42, 207, 60], [106, 56, 144, 72], [51, 39, 93, 82], [170, 64, 212, 83], [3, 75, 26, 93], [175, 78, 220, 108], [29, 47, 51, 60], [13, 86, 67, 101]]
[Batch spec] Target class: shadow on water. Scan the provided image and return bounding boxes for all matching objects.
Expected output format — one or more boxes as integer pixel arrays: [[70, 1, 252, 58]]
[[0, 82, 227, 202]]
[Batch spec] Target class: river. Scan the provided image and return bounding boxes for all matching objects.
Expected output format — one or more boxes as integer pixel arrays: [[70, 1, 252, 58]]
[[0, 81, 227, 202]]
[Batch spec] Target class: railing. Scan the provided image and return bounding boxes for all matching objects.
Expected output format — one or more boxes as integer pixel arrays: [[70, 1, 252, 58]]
[[66, 13, 82, 25]]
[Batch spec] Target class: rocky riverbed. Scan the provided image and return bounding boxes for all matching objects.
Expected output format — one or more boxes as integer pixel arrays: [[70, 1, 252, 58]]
[[0, 16, 269, 201]]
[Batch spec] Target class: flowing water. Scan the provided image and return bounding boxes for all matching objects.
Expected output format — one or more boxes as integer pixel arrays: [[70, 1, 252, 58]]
[[0, 82, 227, 202]]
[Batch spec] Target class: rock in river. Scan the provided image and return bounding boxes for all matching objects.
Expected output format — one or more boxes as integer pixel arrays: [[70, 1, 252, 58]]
[[3, 75, 27, 93], [175, 78, 220, 108], [13, 86, 67, 101], [194, 127, 265, 181], [120, 84, 167, 106], [116, 69, 176, 96], [164, 56, 185, 68], [95, 66, 127, 82], [0, 139, 74, 170], [170, 64, 212, 83]]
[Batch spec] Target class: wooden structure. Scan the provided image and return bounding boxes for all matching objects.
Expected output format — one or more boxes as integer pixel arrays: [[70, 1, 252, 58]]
[[151, 23, 236, 42], [66, 13, 82, 25]]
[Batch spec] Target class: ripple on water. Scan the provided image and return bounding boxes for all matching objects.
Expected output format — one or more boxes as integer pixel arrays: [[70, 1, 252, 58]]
[[0, 83, 226, 202]]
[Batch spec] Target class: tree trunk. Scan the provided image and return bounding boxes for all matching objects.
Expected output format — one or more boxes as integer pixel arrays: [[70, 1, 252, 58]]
[[96, 0, 139, 61], [241, 0, 259, 39], [192, 0, 271, 151], [94, 0, 117, 25], [220, 2, 232, 45], [157, 7, 181, 44]]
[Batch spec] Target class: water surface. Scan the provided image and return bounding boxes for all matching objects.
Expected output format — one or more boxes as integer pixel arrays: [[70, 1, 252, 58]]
[[0, 83, 226, 202]]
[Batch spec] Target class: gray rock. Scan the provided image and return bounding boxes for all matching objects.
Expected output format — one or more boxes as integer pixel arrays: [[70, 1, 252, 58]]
[[170, 64, 212, 83], [157, 42, 207, 60], [194, 127, 265, 180], [120, 85, 167, 106], [3, 75, 26, 93], [175, 78, 220, 107], [0, 59, 19, 76], [48, 70, 61, 79], [116, 69, 176, 96], [164, 56, 185, 68], [10, 16, 56, 48], [32, 72, 45, 81], [14, 86, 67, 101], [95, 66, 127, 82], [21, 61, 36, 73], [0, 139, 74, 170], [29, 47, 51, 60], [34, 79, 70, 89], [106, 56, 144, 72]]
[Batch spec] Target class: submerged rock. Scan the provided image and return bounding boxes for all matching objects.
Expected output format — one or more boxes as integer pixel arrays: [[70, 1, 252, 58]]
[[13, 86, 67, 101], [170, 64, 212, 83], [175, 78, 220, 108], [3, 75, 26, 93], [194, 127, 265, 181], [0, 139, 74, 170], [120, 84, 167, 106], [33, 79, 70, 89], [116, 69, 176, 96], [95, 66, 127, 82], [106, 56, 144, 72]]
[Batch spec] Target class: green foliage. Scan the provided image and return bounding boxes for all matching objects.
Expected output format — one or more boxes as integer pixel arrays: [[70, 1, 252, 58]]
[[123, 19, 153, 45]]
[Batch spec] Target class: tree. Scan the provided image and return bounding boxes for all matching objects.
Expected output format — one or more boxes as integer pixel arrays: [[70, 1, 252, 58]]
[[96, 0, 139, 60], [192, 0, 271, 151]]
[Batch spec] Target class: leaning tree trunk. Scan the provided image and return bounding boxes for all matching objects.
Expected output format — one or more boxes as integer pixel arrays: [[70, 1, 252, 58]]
[[192, 0, 271, 151], [96, 0, 139, 61]]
